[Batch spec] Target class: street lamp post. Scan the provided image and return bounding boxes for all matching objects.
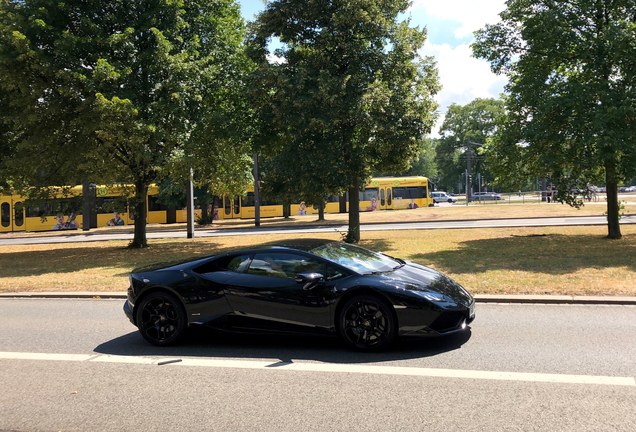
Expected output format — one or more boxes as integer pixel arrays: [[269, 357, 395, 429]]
[[465, 141, 482, 203], [186, 167, 195, 239], [253, 152, 260, 227]]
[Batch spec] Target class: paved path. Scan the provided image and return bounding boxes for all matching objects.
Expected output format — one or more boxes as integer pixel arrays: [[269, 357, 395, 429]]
[[1, 215, 634, 245]]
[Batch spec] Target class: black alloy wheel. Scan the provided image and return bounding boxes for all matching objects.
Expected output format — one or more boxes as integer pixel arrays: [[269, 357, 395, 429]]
[[338, 295, 396, 351], [136, 292, 186, 346]]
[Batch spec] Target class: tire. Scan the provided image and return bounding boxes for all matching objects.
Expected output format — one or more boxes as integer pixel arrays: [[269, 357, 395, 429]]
[[136, 291, 187, 346], [338, 295, 396, 351]]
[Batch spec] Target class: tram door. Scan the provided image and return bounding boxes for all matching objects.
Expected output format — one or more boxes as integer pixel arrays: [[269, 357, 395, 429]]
[[378, 187, 393, 210], [0, 197, 25, 233], [222, 196, 242, 219]]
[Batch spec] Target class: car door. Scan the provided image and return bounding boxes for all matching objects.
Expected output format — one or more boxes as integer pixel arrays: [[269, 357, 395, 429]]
[[223, 251, 338, 331]]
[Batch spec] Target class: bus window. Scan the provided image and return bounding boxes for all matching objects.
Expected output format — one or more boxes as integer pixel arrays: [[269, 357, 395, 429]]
[[1, 202, 9, 228], [393, 186, 426, 199]]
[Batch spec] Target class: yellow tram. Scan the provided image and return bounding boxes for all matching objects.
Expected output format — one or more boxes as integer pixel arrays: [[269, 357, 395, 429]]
[[0, 176, 432, 232]]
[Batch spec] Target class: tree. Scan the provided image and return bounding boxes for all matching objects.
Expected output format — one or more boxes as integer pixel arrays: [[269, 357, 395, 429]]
[[473, 0, 636, 239], [0, 0, 251, 247], [374, 137, 438, 179], [250, 0, 440, 242], [435, 98, 505, 195]]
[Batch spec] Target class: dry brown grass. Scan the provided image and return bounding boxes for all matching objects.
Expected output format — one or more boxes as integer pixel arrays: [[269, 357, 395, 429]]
[[1, 224, 634, 296]]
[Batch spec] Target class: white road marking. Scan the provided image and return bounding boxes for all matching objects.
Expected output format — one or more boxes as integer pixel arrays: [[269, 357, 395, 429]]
[[1, 351, 634, 387]]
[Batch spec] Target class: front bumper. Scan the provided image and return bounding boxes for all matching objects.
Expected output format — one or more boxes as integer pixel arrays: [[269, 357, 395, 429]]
[[397, 299, 475, 337], [123, 299, 135, 325]]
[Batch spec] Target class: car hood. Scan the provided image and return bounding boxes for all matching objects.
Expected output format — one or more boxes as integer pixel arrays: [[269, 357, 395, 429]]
[[377, 262, 473, 305]]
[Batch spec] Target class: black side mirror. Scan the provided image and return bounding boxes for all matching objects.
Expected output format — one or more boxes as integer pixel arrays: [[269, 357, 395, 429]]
[[295, 273, 325, 290]]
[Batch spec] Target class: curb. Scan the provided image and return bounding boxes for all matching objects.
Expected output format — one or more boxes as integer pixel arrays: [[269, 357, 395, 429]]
[[1, 292, 635, 305]]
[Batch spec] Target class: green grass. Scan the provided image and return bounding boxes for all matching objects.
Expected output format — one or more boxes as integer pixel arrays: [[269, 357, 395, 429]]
[[1, 224, 634, 296]]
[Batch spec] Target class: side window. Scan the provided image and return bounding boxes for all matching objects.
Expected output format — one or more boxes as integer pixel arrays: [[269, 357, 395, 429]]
[[227, 255, 252, 273], [324, 264, 345, 281], [248, 253, 326, 279], [193, 254, 252, 274]]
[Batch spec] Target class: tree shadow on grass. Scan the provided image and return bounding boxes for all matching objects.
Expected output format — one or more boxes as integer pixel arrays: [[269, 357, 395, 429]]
[[0, 240, 224, 277], [409, 233, 636, 275]]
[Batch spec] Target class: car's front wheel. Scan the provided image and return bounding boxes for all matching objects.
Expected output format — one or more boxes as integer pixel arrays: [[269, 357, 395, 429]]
[[136, 292, 186, 346], [338, 295, 396, 351]]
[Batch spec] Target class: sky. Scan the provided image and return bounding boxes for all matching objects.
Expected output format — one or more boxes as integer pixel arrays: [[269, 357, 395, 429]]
[[238, 0, 509, 134]]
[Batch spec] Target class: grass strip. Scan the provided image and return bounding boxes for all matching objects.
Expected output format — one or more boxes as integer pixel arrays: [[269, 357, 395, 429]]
[[1, 225, 634, 296]]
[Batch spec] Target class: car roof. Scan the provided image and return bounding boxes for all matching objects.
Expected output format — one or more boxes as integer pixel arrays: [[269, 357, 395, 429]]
[[253, 238, 336, 252]]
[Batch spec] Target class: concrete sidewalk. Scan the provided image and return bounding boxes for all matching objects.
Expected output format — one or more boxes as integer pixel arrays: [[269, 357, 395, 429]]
[[1, 291, 635, 305]]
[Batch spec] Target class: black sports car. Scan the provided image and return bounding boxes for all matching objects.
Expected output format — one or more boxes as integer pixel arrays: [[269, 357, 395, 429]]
[[124, 239, 475, 351]]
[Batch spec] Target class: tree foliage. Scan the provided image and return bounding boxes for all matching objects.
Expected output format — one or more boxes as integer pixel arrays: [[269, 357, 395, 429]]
[[473, 0, 636, 239], [250, 0, 440, 242], [0, 0, 251, 246], [435, 98, 505, 193]]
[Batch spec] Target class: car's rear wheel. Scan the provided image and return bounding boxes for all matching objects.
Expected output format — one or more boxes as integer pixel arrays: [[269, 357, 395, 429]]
[[136, 292, 186, 346], [338, 295, 396, 351]]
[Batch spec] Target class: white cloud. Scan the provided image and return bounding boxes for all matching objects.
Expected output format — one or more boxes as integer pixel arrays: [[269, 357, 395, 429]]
[[266, 52, 286, 65], [410, 0, 506, 38], [410, 1, 508, 135], [424, 42, 508, 135], [425, 42, 507, 107]]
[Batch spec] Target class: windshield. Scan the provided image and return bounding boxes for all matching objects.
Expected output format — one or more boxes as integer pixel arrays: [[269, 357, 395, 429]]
[[310, 242, 401, 274]]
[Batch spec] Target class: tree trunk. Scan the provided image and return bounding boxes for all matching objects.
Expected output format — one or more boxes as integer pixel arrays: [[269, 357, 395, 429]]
[[317, 201, 325, 221], [130, 180, 149, 248], [604, 161, 622, 239], [346, 178, 361, 243]]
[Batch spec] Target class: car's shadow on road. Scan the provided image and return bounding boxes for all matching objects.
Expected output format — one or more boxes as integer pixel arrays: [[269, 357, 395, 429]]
[[94, 327, 473, 363]]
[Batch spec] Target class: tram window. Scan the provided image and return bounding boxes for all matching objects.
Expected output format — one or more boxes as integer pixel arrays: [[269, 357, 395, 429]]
[[96, 197, 127, 214], [148, 195, 168, 211], [14, 201, 24, 227], [380, 189, 385, 206], [25, 198, 81, 217], [242, 193, 255, 207], [243, 192, 283, 207], [387, 189, 392, 206], [1, 203, 9, 227], [359, 188, 378, 201]]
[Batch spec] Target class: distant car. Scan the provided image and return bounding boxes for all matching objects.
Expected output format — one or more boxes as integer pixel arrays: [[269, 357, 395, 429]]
[[123, 239, 475, 351], [473, 192, 502, 201], [625, 186, 636, 192], [431, 191, 457, 204]]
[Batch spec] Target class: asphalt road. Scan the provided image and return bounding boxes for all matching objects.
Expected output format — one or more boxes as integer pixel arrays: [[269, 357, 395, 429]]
[[1, 298, 634, 431], [1, 215, 635, 245]]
